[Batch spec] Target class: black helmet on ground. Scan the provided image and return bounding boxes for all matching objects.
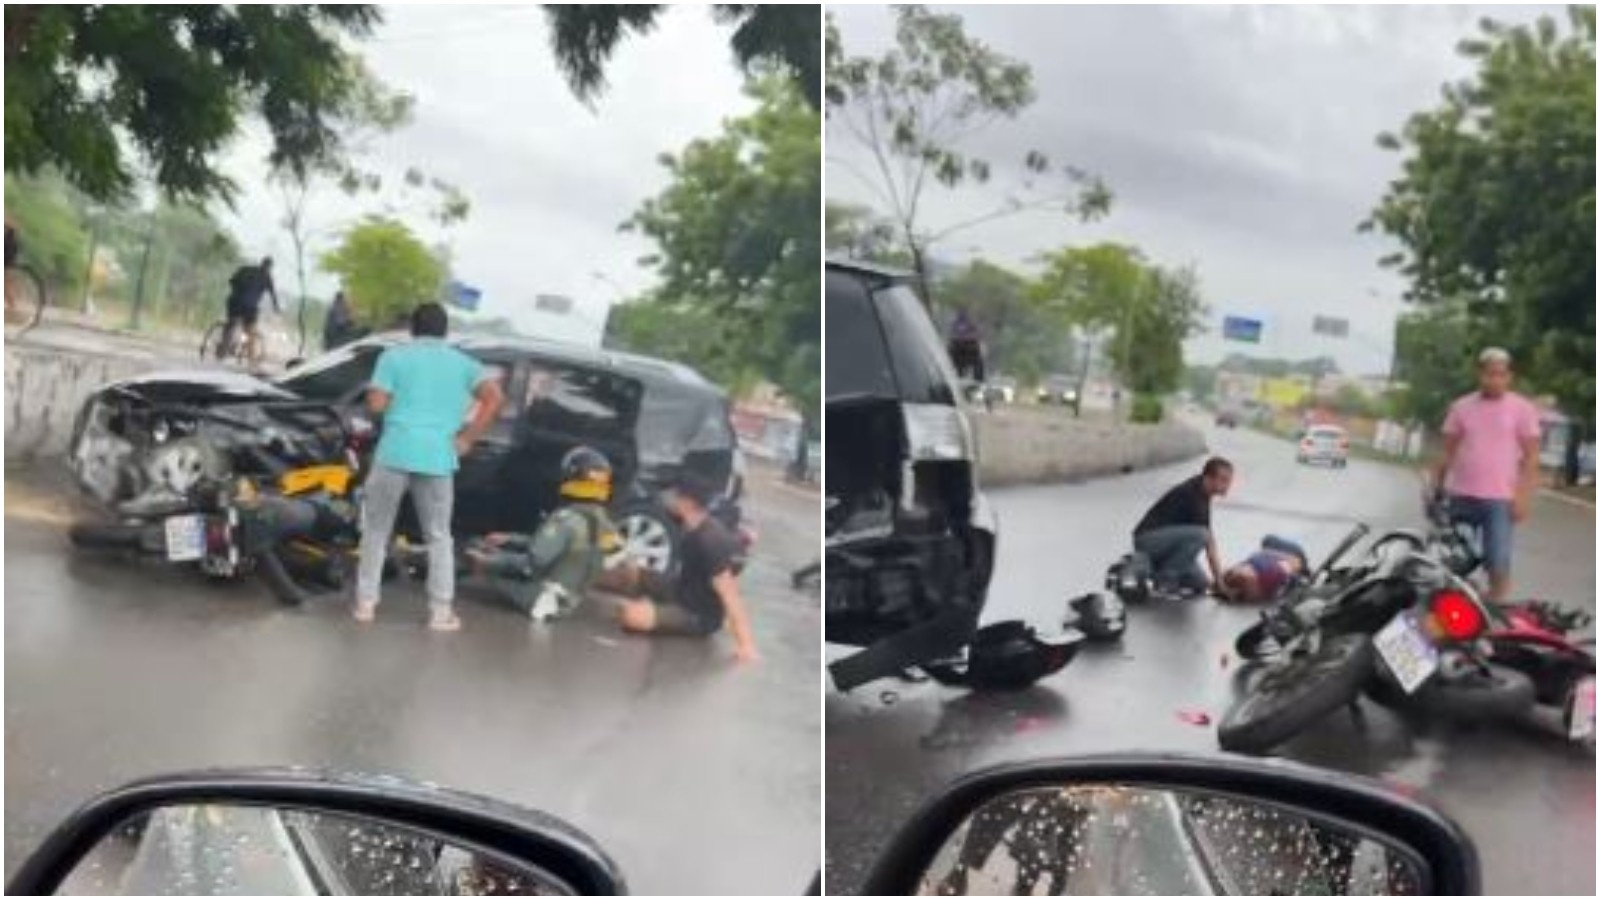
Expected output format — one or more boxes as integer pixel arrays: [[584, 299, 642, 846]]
[[963, 620, 1083, 691], [1068, 592, 1127, 641]]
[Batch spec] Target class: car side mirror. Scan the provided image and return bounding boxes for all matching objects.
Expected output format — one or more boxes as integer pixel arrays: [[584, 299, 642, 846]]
[[860, 753, 1478, 896], [6, 769, 626, 896], [284, 357, 304, 370]]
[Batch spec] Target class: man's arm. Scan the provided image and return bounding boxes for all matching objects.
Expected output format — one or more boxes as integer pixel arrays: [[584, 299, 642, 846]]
[[712, 570, 759, 663], [1514, 434, 1540, 522], [456, 378, 505, 453], [366, 388, 391, 414], [367, 350, 395, 414], [1434, 432, 1461, 495]]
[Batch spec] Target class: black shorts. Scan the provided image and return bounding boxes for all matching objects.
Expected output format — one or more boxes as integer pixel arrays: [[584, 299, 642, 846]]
[[226, 298, 260, 328], [635, 569, 721, 636]]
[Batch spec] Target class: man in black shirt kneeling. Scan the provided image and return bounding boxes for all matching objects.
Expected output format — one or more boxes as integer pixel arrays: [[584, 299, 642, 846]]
[[1131, 457, 1234, 595]]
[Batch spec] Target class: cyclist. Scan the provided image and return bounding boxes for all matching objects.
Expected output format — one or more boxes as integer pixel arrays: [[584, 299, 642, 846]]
[[219, 256, 280, 365]]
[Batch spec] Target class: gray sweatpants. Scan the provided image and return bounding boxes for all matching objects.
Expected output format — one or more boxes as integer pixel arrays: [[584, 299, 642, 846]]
[[357, 464, 455, 612]]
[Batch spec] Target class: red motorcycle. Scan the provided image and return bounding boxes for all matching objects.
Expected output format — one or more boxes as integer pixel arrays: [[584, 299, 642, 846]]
[[1487, 600, 1596, 746]]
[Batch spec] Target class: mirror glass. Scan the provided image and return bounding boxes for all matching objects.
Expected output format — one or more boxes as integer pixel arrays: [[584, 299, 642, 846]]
[[57, 803, 572, 896], [919, 785, 1426, 896]]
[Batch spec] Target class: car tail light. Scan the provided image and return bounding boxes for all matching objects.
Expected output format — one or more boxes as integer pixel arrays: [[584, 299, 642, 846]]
[[902, 403, 974, 462], [1429, 589, 1485, 641], [1301, 438, 1313, 448], [205, 519, 231, 554], [1340, 438, 1349, 449]]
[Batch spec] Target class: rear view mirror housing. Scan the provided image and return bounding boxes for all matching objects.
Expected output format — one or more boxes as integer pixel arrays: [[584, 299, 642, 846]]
[[6, 768, 626, 896], [861, 753, 1480, 896]]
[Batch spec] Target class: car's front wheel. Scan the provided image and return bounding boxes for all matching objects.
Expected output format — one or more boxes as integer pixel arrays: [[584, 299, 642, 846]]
[[614, 501, 680, 575]]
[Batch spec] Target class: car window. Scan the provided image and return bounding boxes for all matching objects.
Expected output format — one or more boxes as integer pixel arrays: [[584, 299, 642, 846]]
[[826, 269, 896, 399], [276, 344, 382, 402], [520, 361, 636, 442], [874, 283, 960, 405]]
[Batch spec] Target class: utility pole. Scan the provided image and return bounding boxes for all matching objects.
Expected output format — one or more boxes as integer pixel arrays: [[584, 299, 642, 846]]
[[128, 212, 157, 331]]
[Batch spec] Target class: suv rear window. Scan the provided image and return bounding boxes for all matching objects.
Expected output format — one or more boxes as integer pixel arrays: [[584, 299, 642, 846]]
[[826, 269, 896, 399], [826, 269, 958, 405]]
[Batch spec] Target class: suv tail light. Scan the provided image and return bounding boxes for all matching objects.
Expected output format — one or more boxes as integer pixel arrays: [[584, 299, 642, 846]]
[[902, 403, 973, 462], [1428, 589, 1486, 641]]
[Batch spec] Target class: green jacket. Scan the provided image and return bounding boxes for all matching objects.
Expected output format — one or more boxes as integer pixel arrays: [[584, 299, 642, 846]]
[[482, 502, 620, 601]]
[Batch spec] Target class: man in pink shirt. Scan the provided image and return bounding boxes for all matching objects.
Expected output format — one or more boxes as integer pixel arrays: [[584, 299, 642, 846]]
[[1434, 347, 1543, 601]]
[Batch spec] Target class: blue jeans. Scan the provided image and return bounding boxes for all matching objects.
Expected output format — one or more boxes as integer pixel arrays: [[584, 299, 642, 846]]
[[1449, 495, 1514, 578], [1134, 525, 1209, 591]]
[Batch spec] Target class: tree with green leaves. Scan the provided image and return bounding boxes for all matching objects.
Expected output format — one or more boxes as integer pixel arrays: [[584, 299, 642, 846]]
[[5, 5, 382, 203], [826, 6, 1112, 304], [625, 76, 820, 422], [1388, 301, 1476, 429], [543, 5, 820, 108], [318, 218, 445, 326], [271, 58, 470, 354], [1032, 243, 1208, 399], [825, 200, 903, 264], [1365, 6, 1595, 439]]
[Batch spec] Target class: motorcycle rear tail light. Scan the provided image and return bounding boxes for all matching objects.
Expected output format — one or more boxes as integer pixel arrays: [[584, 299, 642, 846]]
[[1429, 589, 1485, 641], [205, 520, 230, 554]]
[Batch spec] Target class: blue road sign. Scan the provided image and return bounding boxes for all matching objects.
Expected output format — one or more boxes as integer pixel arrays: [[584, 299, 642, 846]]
[[1223, 315, 1263, 343]]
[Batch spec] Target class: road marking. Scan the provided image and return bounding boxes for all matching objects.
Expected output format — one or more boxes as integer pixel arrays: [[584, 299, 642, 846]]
[[1539, 488, 1596, 511]]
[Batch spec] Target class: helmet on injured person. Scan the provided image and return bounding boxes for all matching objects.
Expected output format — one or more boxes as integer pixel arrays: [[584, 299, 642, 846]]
[[559, 446, 613, 502]]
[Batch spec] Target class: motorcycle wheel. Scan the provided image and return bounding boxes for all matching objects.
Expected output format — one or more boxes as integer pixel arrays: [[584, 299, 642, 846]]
[[1366, 663, 1535, 721], [1218, 633, 1373, 754]]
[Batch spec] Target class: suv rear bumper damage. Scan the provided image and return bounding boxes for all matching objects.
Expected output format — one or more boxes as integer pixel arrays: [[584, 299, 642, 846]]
[[825, 525, 993, 691]]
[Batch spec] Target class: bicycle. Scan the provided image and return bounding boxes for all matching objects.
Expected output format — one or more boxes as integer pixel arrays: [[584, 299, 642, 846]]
[[4, 260, 49, 336], [199, 318, 251, 365]]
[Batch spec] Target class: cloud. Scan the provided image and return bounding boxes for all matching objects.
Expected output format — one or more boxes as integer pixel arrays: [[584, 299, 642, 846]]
[[826, 4, 1560, 374], [214, 4, 753, 338]]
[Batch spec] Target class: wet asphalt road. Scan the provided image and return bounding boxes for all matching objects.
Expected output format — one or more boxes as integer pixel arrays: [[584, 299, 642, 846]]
[[5, 463, 821, 895], [827, 418, 1596, 895]]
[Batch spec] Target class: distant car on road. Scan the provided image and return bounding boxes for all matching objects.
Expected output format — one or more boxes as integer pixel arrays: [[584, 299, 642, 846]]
[[1036, 374, 1081, 408], [988, 376, 1017, 404], [1297, 424, 1350, 468], [1215, 409, 1239, 428]]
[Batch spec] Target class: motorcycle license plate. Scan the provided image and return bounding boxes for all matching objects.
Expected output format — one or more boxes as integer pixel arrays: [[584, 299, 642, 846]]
[[1571, 677, 1596, 742], [163, 514, 207, 562], [1374, 611, 1439, 694]]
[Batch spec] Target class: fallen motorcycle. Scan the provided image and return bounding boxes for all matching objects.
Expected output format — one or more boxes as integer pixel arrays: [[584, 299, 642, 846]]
[[68, 464, 363, 606], [1363, 490, 1595, 746]]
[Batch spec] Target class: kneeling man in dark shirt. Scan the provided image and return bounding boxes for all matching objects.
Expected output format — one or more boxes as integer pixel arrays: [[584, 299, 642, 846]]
[[1130, 457, 1234, 594]]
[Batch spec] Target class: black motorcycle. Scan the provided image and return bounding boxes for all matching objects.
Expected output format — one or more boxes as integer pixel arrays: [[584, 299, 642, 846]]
[[1219, 498, 1538, 754]]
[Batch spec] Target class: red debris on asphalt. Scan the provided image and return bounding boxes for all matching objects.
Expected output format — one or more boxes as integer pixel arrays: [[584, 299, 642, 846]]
[[1177, 710, 1212, 726]]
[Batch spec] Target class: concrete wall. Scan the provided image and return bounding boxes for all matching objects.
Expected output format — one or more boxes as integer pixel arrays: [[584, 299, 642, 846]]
[[974, 410, 1207, 487], [5, 343, 160, 462]]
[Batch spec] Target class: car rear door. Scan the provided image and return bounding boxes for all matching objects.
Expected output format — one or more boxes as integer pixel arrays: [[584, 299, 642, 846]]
[[451, 355, 526, 536]]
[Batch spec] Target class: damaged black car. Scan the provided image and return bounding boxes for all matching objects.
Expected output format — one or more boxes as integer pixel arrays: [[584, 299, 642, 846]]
[[68, 334, 745, 574], [825, 259, 1079, 692]]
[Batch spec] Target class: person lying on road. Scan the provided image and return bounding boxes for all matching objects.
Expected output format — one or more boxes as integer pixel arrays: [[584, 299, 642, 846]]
[[1217, 535, 1309, 604], [463, 446, 624, 621], [1130, 457, 1234, 596], [593, 471, 760, 664]]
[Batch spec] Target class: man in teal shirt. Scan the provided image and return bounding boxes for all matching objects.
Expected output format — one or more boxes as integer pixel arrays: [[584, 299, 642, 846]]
[[355, 302, 504, 630]]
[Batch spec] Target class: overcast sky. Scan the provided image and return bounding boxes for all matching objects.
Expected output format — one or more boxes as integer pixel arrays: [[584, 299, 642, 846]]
[[826, 4, 1561, 376], [217, 5, 752, 341]]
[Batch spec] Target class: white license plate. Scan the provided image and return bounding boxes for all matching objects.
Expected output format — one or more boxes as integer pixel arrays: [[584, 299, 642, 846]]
[[1374, 611, 1440, 694], [1571, 677, 1596, 741], [163, 514, 207, 562]]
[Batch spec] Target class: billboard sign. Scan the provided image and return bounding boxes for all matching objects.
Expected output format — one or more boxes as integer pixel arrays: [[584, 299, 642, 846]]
[[1222, 315, 1263, 343], [1312, 315, 1349, 338]]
